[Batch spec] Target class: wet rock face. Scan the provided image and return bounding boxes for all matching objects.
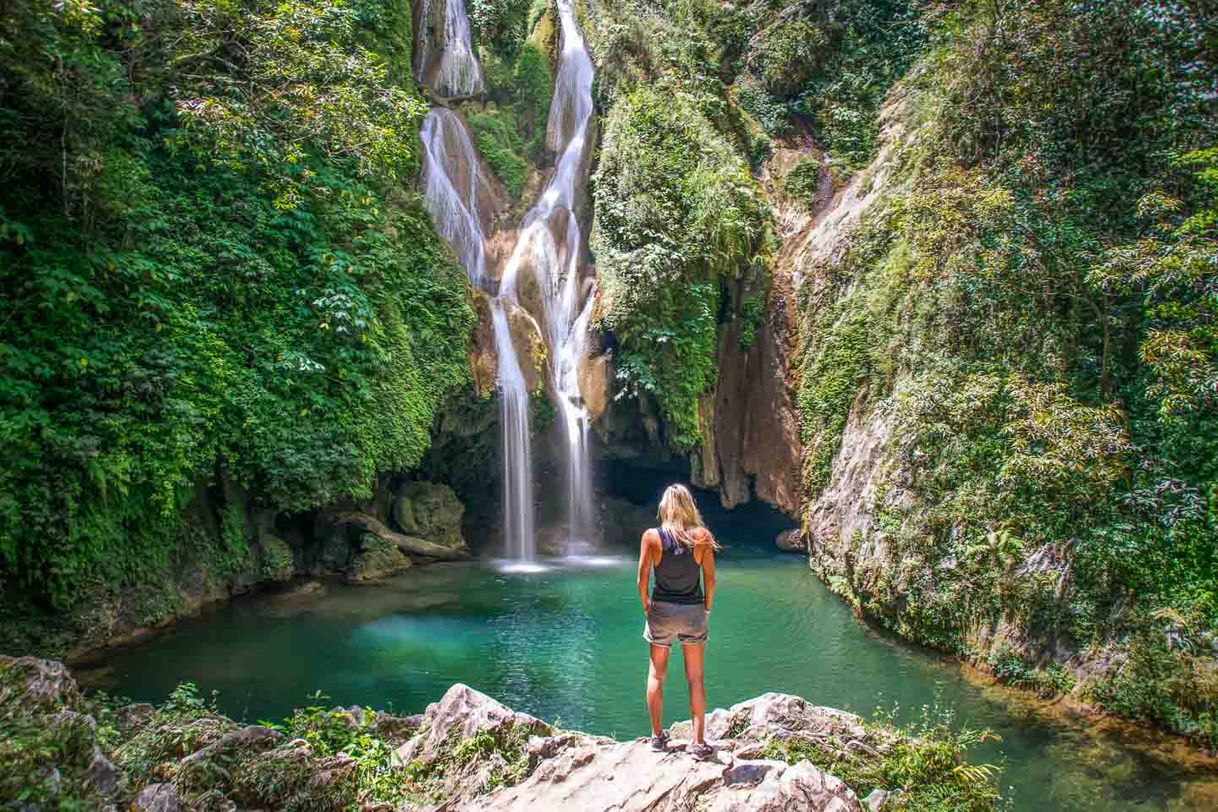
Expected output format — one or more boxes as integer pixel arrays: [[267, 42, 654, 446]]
[[694, 283, 805, 517]]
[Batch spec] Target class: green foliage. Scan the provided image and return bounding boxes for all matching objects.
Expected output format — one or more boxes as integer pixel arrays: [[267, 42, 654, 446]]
[[764, 701, 1003, 810], [731, 0, 926, 165], [513, 43, 554, 156], [0, 0, 474, 612], [593, 83, 768, 447], [468, 40, 551, 201], [988, 651, 1075, 698], [792, 0, 1218, 741], [470, 0, 534, 60], [0, 660, 112, 808], [737, 289, 766, 350], [782, 154, 822, 205], [270, 693, 412, 803], [746, 19, 825, 96], [797, 306, 872, 493], [217, 504, 252, 576], [259, 536, 295, 581], [465, 106, 530, 197]]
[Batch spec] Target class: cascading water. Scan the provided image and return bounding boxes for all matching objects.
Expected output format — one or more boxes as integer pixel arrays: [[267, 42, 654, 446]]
[[420, 108, 486, 285], [499, 0, 597, 550], [417, 0, 597, 563], [490, 303, 536, 560], [416, 0, 484, 98]]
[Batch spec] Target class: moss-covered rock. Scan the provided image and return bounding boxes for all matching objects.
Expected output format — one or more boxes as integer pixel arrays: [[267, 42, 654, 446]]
[[258, 536, 296, 582], [348, 533, 413, 582], [393, 481, 468, 553]]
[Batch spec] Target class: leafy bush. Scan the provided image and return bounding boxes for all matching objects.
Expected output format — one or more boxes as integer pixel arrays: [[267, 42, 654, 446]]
[[988, 652, 1075, 698], [0, 0, 474, 612], [764, 701, 1003, 810], [466, 106, 530, 196], [783, 154, 822, 205], [793, 0, 1218, 741], [592, 84, 768, 447]]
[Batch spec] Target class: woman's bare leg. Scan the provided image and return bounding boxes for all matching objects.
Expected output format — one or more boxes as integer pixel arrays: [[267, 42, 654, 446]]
[[647, 644, 670, 736], [682, 642, 707, 744]]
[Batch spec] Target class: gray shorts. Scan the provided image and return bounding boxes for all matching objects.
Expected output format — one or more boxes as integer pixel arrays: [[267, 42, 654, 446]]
[[644, 600, 709, 648]]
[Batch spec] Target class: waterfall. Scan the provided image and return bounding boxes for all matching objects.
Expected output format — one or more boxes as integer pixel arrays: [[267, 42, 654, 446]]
[[420, 108, 486, 285], [499, 0, 597, 548], [491, 303, 537, 561], [416, 0, 484, 98], [417, 0, 597, 561]]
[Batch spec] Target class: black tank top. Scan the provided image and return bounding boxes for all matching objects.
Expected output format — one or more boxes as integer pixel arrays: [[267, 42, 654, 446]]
[[651, 526, 704, 605]]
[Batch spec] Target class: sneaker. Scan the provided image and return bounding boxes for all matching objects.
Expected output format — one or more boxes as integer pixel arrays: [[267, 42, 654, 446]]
[[649, 730, 670, 752], [689, 743, 715, 761]]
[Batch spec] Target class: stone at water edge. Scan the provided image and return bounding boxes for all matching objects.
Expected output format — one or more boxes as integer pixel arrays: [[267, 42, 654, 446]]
[[392, 480, 468, 553], [348, 532, 413, 581], [411, 684, 885, 811], [776, 528, 805, 552], [464, 733, 863, 811]]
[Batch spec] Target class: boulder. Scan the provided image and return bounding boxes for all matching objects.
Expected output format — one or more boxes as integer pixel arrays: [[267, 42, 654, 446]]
[[776, 528, 805, 552], [392, 481, 468, 553], [258, 535, 295, 582], [464, 738, 862, 812], [329, 512, 468, 563], [132, 783, 180, 811], [865, 787, 900, 810], [393, 683, 552, 766], [0, 656, 79, 714], [348, 533, 413, 581]]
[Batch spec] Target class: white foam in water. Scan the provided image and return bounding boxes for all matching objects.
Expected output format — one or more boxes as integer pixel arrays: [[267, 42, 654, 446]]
[[490, 559, 552, 574], [559, 555, 627, 569]]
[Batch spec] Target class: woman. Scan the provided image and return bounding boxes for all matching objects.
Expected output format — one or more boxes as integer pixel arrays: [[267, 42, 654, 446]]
[[636, 484, 720, 760]]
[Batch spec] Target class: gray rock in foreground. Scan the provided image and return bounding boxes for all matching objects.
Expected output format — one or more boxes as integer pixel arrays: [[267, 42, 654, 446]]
[[400, 683, 872, 811], [3, 656, 945, 811]]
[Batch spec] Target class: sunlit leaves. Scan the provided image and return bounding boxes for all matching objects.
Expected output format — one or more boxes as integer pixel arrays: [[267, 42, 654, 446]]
[[592, 82, 768, 447]]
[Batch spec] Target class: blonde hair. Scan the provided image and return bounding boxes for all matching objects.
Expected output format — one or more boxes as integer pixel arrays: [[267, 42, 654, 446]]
[[658, 484, 720, 550]]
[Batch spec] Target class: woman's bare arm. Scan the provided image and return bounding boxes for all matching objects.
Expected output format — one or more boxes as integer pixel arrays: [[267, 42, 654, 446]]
[[637, 529, 658, 614], [698, 530, 716, 612]]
